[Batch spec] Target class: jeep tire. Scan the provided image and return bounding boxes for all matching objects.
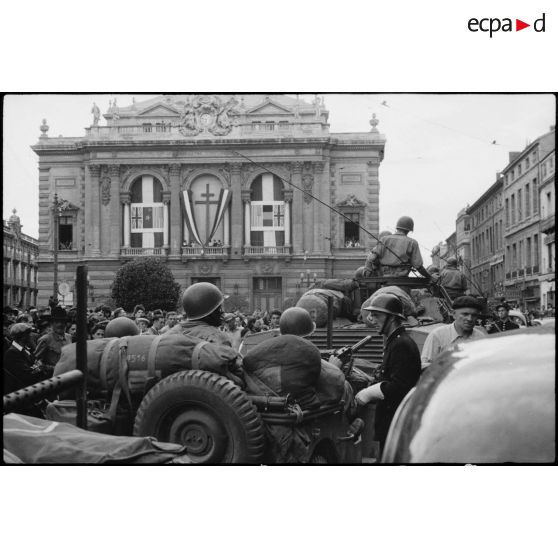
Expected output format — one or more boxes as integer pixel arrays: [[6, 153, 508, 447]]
[[133, 370, 265, 464]]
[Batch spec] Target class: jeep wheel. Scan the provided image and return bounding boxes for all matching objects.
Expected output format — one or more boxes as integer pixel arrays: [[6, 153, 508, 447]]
[[133, 370, 265, 464]]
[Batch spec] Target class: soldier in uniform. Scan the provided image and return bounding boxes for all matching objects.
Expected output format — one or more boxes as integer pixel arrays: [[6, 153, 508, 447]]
[[165, 282, 232, 346], [34, 306, 72, 376], [354, 294, 422, 452], [439, 257, 468, 300], [364, 216, 433, 281], [485, 302, 521, 334]]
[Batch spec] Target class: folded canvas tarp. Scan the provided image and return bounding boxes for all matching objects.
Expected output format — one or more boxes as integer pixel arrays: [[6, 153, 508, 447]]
[[3, 413, 191, 464]]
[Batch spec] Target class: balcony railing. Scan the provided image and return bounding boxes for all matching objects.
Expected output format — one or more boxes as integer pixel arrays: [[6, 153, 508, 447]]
[[121, 247, 168, 257], [181, 246, 229, 257], [243, 246, 291, 256]]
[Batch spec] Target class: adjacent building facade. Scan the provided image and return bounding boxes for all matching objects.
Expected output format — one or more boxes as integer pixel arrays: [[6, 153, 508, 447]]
[[3, 210, 39, 308], [32, 94, 385, 309], [468, 175, 505, 302], [539, 142, 555, 311], [502, 129, 555, 311]]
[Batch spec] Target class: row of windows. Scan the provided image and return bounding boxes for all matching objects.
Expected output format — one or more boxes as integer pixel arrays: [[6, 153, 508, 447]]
[[471, 220, 503, 262], [3, 260, 38, 283], [471, 194, 502, 227], [505, 150, 538, 185], [505, 178, 539, 227], [541, 154, 555, 179], [505, 234, 540, 272]]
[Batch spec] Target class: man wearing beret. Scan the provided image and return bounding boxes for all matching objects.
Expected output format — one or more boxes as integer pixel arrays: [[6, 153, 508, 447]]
[[485, 303, 520, 334], [421, 296, 487, 369]]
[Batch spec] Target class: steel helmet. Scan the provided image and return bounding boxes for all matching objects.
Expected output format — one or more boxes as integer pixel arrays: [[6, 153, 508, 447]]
[[104, 317, 140, 338], [446, 257, 458, 267], [396, 216, 414, 232], [354, 266, 366, 280], [182, 282, 225, 320], [363, 293, 405, 319], [279, 307, 316, 337]]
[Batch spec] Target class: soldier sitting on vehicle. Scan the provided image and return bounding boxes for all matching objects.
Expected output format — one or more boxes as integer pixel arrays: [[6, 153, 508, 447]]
[[439, 257, 468, 300], [363, 216, 433, 282], [165, 282, 232, 347]]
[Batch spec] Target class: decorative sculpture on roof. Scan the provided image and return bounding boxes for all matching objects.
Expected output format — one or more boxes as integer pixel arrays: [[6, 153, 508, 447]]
[[178, 95, 239, 137], [91, 102, 100, 126]]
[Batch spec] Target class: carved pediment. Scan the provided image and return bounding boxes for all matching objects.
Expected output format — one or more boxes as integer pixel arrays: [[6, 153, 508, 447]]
[[138, 104, 181, 117], [247, 99, 293, 116], [337, 194, 366, 208]]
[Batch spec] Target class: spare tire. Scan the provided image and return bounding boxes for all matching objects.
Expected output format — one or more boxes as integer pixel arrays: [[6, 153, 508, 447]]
[[133, 370, 265, 464]]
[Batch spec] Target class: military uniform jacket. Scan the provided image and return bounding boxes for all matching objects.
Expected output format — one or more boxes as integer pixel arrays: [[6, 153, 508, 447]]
[[375, 326, 422, 445], [487, 319, 520, 334], [166, 320, 232, 347], [366, 232, 423, 276], [440, 267, 468, 294], [34, 332, 72, 369]]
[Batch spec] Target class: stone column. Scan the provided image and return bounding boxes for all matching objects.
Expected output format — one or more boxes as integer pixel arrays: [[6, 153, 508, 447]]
[[283, 189, 293, 247], [291, 162, 303, 254], [302, 162, 314, 254], [230, 163, 242, 252], [169, 164, 181, 256], [223, 209, 230, 247], [313, 161, 325, 253], [121, 192, 131, 248], [109, 164, 120, 256], [242, 190, 251, 247], [88, 164, 101, 256], [162, 192, 171, 249]]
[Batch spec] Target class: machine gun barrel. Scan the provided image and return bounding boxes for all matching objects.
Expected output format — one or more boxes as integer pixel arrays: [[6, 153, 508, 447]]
[[3, 370, 84, 415]]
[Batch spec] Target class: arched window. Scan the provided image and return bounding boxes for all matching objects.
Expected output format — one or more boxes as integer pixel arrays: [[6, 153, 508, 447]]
[[249, 173, 285, 247], [130, 176, 164, 248]]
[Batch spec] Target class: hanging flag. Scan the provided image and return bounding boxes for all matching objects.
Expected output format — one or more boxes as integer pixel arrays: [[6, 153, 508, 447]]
[[249, 173, 285, 247], [207, 188, 232, 245], [130, 176, 164, 248], [180, 190, 203, 246]]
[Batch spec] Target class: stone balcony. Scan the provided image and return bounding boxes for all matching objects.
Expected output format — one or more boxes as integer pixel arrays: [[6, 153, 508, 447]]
[[181, 246, 230, 262], [243, 246, 291, 257], [120, 247, 168, 259]]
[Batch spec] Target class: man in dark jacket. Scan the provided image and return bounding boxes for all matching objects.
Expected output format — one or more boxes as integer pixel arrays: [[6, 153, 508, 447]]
[[4, 323, 49, 396], [354, 293, 422, 451], [486, 302, 520, 334]]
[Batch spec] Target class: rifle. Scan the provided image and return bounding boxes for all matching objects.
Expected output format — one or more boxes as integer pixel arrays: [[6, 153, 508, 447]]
[[326, 335, 374, 367]]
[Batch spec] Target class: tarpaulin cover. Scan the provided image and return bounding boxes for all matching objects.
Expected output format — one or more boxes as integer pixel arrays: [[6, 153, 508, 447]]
[[243, 334, 321, 408], [3, 413, 191, 464], [54, 334, 239, 397]]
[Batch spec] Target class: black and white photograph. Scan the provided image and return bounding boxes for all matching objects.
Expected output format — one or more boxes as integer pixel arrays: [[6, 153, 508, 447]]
[[1, 2, 556, 557], [3, 92, 555, 465]]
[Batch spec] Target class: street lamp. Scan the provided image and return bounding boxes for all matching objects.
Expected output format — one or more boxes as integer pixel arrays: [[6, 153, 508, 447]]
[[52, 193, 62, 299], [297, 270, 317, 290]]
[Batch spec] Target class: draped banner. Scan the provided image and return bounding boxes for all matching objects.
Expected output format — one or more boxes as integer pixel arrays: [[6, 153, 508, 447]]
[[131, 176, 164, 248], [207, 188, 232, 244], [181, 190, 203, 246]]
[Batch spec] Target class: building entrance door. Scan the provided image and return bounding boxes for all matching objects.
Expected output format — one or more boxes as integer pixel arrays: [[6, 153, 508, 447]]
[[252, 277, 282, 312]]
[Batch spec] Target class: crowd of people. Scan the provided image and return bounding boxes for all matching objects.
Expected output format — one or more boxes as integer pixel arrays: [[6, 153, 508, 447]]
[[3, 214, 554, 459]]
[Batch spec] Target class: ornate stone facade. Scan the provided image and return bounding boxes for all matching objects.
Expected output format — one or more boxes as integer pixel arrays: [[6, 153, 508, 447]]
[[32, 94, 385, 308]]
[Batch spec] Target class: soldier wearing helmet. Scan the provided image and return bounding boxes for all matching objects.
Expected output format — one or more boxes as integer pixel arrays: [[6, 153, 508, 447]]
[[354, 293, 422, 451], [279, 307, 316, 338], [165, 282, 232, 346], [363, 216, 433, 281], [104, 317, 140, 338], [438, 256, 468, 300]]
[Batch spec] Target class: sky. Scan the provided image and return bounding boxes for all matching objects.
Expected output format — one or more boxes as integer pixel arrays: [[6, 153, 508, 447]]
[[3, 93, 554, 264]]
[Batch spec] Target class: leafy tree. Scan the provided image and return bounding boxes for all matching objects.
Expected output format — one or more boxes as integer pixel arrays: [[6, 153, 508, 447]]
[[111, 258, 181, 312]]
